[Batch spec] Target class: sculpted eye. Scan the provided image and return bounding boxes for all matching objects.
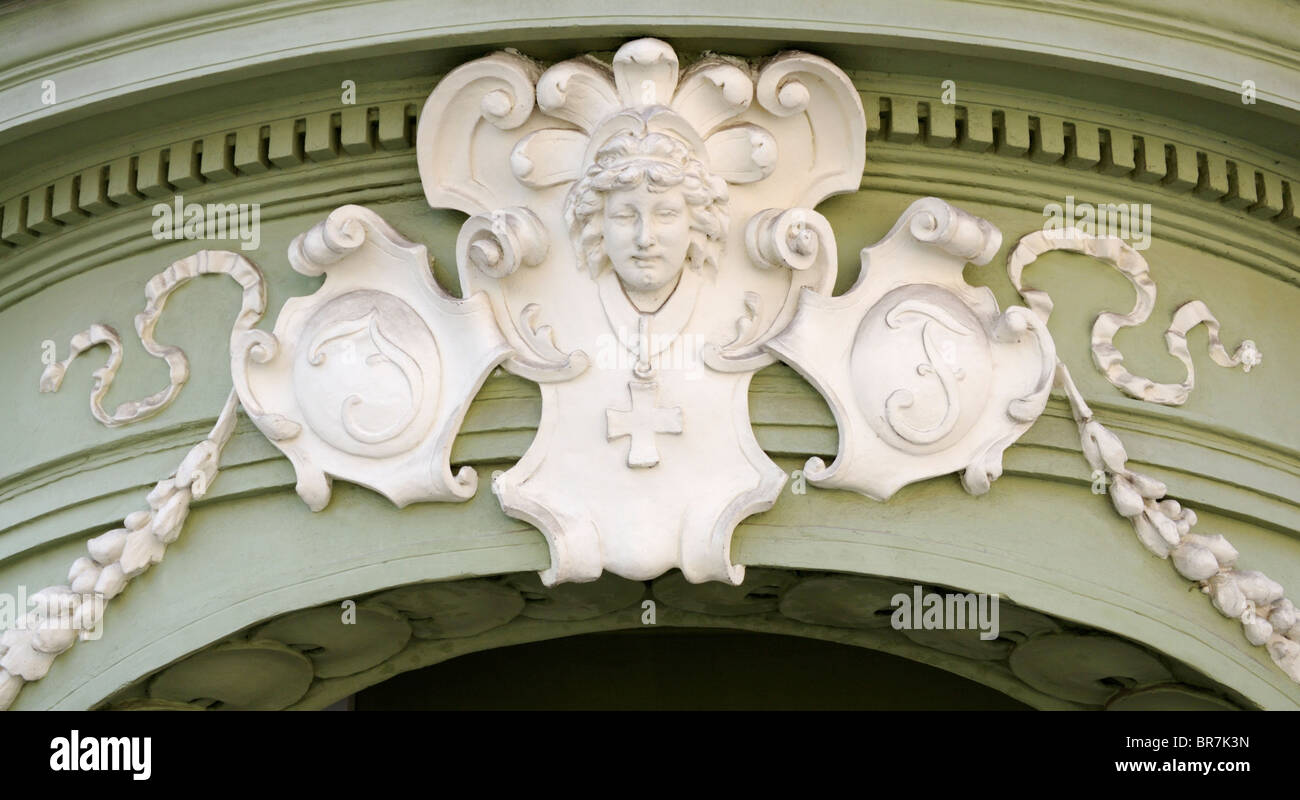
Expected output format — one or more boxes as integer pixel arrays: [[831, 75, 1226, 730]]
[[656, 209, 680, 219]]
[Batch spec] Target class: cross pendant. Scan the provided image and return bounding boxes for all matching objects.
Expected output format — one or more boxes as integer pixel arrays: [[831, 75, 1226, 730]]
[[606, 379, 683, 468]]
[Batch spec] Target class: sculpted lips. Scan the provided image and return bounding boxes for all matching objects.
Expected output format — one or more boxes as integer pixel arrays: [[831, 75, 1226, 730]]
[[630, 252, 664, 267]]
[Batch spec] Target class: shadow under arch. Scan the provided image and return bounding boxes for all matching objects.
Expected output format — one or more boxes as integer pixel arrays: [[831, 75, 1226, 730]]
[[352, 627, 1035, 710], [103, 569, 1252, 711]]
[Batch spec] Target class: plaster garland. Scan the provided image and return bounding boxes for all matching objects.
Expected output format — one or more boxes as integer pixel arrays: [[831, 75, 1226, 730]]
[[1, 39, 1289, 709], [2, 251, 265, 710], [1055, 362, 1300, 683], [0, 387, 243, 710], [1006, 231, 1295, 683]]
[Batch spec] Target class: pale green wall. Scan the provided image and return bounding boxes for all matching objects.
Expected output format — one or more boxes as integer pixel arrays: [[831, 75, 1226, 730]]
[[0, 1, 1296, 709]]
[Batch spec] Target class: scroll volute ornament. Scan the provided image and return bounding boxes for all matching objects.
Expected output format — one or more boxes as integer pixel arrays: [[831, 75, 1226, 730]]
[[11, 38, 1288, 714], [767, 198, 1056, 500], [416, 38, 866, 586], [230, 205, 511, 510]]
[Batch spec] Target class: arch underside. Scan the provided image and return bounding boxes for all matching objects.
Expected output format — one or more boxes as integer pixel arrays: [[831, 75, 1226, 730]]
[[104, 568, 1250, 711], [15, 440, 1294, 710]]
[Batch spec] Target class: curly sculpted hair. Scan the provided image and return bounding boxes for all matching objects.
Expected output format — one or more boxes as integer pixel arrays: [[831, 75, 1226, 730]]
[[563, 128, 729, 278]]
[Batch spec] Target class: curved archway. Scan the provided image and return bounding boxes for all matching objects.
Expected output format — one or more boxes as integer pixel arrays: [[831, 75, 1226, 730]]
[[101, 569, 1252, 711], [1, 10, 1295, 714], [353, 629, 1035, 710]]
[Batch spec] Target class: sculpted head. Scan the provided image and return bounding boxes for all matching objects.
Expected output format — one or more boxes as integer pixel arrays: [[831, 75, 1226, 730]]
[[565, 126, 729, 306]]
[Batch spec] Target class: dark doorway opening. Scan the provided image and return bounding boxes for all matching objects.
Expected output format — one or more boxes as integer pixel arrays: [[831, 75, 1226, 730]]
[[355, 628, 1030, 710]]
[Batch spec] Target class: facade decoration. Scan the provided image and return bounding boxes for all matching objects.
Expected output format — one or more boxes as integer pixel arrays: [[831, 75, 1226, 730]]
[[410, 39, 866, 585], [767, 198, 1055, 500], [233, 205, 512, 511], [2, 251, 264, 710], [0, 38, 1285, 710], [1008, 231, 1295, 682]]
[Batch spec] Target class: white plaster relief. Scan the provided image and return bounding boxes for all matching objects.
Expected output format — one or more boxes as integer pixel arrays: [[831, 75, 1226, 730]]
[[1054, 360, 1300, 683], [766, 197, 1057, 500], [417, 38, 865, 585], [1008, 229, 1261, 405], [1007, 230, 1292, 683], [5, 38, 1290, 714], [231, 204, 512, 510], [0, 388, 244, 711], [40, 250, 266, 426]]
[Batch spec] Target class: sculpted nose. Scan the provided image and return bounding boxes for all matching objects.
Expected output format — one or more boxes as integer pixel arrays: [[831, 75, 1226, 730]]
[[634, 219, 654, 247]]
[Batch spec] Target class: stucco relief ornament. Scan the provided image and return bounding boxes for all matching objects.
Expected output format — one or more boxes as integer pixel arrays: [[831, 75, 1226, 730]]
[[7, 39, 1293, 713], [416, 38, 866, 584], [231, 205, 511, 509], [766, 199, 1056, 499]]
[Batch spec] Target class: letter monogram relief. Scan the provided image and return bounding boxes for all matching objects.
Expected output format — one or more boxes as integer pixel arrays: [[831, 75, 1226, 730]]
[[230, 205, 511, 510], [8, 38, 1287, 711], [767, 198, 1056, 499]]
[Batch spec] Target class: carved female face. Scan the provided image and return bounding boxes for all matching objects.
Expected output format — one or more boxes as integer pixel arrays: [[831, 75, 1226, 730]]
[[565, 125, 730, 302], [601, 183, 692, 295]]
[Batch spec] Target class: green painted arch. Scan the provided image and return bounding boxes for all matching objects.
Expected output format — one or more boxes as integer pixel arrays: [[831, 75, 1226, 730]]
[[9, 461, 1299, 710], [2, 0, 1297, 153], [1, 11, 1296, 710], [101, 569, 1253, 712]]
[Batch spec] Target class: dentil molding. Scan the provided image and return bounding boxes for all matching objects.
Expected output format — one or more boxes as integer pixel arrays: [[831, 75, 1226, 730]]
[[1, 38, 1290, 710]]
